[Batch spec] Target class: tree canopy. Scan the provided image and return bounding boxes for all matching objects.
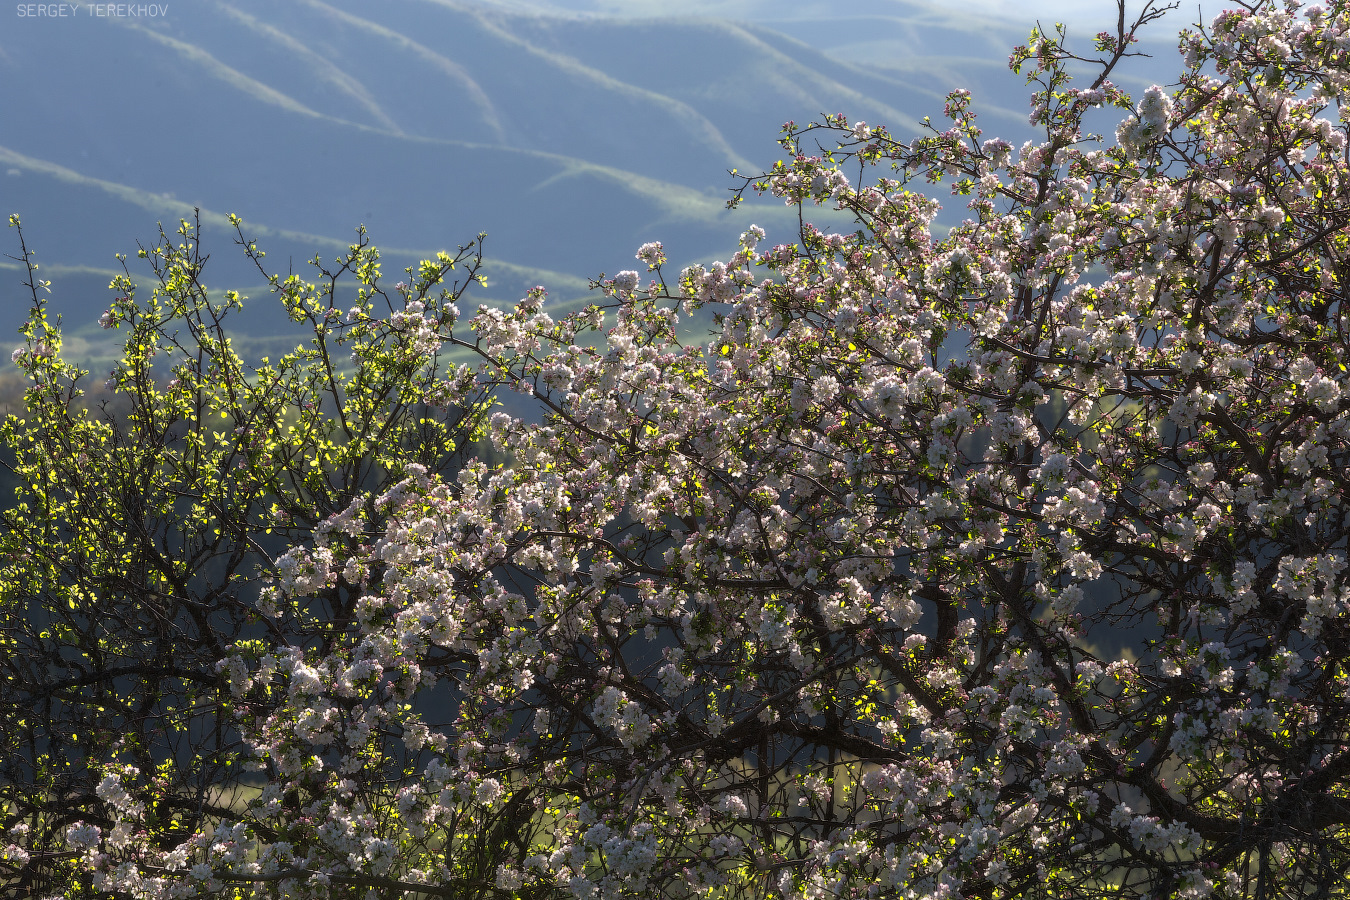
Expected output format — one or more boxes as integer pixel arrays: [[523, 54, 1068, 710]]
[[5, 1, 1350, 898]]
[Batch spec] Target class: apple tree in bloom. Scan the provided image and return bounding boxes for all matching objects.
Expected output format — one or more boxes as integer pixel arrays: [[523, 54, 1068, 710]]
[[14, 0, 1350, 898], [0, 215, 498, 898]]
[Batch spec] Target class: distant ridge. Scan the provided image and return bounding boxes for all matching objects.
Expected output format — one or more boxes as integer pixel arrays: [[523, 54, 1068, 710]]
[[4, 0, 1174, 360]]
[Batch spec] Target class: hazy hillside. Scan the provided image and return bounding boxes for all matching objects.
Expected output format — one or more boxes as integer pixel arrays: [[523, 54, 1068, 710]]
[[0, 0, 1204, 364]]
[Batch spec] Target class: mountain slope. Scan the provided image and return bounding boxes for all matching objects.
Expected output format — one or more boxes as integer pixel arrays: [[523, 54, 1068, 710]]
[[1, 0, 1045, 357]]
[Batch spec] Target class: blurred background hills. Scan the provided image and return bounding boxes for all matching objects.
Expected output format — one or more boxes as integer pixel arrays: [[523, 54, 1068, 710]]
[[0, 0, 1216, 370]]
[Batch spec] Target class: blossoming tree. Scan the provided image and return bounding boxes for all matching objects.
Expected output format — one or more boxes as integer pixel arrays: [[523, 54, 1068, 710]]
[[0, 215, 497, 898], [8, 0, 1350, 897]]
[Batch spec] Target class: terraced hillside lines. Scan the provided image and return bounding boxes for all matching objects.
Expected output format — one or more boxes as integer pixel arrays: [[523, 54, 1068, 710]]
[[278, 0, 510, 144], [196, 2, 406, 134], [716, 21, 926, 133], [119, 23, 331, 124], [437, 0, 752, 176], [298, 0, 749, 187], [502, 11, 937, 167], [0, 146, 600, 346]]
